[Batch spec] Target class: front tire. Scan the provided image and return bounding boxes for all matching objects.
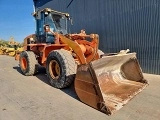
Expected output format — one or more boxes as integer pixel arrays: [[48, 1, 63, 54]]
[[46, 49, 77, 88], [19, 51, 38, 76]]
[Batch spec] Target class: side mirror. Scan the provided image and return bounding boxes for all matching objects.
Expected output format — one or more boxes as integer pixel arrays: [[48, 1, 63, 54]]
[[68, 16, 73, 25]]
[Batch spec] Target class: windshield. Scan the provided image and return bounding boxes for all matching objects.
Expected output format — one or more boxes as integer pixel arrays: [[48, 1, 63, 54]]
[[51, 14, 68, 34]]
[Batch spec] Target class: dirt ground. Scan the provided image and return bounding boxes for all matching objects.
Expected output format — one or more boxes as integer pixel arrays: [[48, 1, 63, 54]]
[[0, 55, 160, 120]]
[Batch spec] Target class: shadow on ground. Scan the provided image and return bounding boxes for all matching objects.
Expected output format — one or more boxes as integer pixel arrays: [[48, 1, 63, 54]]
[[13, 66, 22, 74], [13, 65, 79, 100]]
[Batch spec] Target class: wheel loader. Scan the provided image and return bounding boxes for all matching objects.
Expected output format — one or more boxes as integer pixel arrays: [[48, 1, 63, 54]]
[[5, 45, 17, 56], [0, 45, 8, 55], [0, 37, 22, 56], [16, 8, 148, 115], [1, 44, 20, 57], [0, 45, 4, 55]]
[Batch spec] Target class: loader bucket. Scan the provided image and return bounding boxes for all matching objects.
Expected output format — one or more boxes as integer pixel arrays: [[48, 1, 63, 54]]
[[75, 53, 148, 115]]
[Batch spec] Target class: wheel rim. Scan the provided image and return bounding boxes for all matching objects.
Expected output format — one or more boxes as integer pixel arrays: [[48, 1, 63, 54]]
[[49, 60, 60, 80], [21, 57, 27, 70]]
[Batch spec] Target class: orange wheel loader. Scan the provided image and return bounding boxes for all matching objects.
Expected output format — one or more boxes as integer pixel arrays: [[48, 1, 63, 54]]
[[15, 8, 148, 115]]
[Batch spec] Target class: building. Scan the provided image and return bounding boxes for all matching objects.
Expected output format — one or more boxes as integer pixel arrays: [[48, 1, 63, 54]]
[[33, 0, 160, 74]]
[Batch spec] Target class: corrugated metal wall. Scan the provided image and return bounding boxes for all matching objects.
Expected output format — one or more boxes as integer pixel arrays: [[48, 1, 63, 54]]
[[34, 0, 160, 74]]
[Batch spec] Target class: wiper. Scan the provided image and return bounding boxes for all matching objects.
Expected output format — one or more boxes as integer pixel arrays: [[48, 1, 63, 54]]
[[67, 0, 74, 8]]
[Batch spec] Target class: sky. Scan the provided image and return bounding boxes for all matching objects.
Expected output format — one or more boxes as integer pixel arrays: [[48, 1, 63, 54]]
[[0, 0, 35, 42]]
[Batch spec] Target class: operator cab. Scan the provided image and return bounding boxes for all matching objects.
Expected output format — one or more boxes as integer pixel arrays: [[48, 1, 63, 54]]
[[33, 8, 70, 43]]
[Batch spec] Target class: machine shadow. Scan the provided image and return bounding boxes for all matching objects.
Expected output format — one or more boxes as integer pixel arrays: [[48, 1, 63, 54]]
[[13, 66, 23, 74], [36, 66, 79, 100], [13, 65, 79, 100]]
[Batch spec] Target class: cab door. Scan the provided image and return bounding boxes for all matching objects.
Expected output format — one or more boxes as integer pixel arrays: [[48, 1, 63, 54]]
[[35, 11, 45, 43]]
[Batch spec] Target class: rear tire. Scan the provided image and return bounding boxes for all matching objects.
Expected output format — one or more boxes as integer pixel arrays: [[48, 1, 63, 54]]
[[19, 51, 38, 76], [46, 49, 77, 88]]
